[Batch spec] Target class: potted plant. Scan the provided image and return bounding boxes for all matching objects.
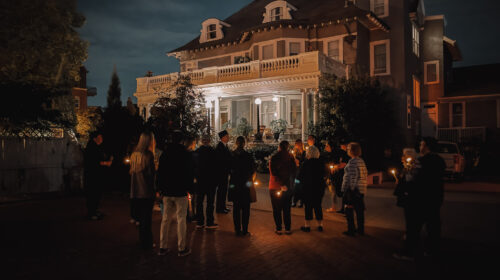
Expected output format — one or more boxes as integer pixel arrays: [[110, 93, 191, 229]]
[[236, 118, 253, 140], [270, 119, 288, 141]]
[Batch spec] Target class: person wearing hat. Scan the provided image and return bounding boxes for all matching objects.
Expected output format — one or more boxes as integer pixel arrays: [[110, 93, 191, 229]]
[[215, 130, 232, 214], [194, 135, 218, 228]]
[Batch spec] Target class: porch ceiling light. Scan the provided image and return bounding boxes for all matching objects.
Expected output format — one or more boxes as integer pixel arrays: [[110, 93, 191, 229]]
[[255, 98, 262, 105], [272, 96, 279, 102]]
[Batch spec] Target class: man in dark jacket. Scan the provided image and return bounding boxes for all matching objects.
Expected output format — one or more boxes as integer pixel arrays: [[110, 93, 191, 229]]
[[394, 137, 446, 261], [195, 135, 218, 229], [83, 132, 112, 220], [157, 131, 194, 257], [215, 130, 232, 214]]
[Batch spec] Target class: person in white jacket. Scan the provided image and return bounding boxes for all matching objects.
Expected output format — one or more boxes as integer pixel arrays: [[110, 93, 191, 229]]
[[341, 142, 368, 236]]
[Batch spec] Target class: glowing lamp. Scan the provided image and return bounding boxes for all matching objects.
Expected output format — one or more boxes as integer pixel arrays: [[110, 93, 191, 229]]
[[276, 191, 282, 197], [254, 181, 259, 186], [254, 98, 262, 105]]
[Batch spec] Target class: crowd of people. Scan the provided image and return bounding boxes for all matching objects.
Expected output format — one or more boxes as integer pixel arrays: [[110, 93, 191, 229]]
[[83, 129, 445, 261]]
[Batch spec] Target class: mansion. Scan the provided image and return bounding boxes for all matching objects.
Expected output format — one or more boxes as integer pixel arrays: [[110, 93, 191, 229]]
[[134, 0, 461, 143]]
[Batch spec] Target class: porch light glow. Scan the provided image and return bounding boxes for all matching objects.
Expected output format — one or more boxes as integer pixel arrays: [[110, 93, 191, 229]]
[[255, 98, 262, 105], [272, 96, 279, 102], [205, 100, 213, 109]]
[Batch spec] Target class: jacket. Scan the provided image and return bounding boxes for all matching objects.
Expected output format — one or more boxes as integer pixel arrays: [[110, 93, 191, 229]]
[[229, 148, 256, 203], [195, 145, 217, 189], [297, 158, 327, 201], [269, 151, 296, 190], [410, 153, 446, 208], [158, 143, 194, 197], [215, 141, 232, 176], [341, 157, 368, 195]]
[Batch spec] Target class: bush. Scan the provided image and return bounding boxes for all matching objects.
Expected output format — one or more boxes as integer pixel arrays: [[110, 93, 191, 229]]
[[248, 144, 277, 173]]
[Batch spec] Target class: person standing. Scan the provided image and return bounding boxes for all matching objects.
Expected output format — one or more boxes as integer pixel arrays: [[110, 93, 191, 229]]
[[269, 141, 296, 235], [324, 140, 349, 213], [83, 131, 112, 220], [184, 136, 198, 223], [215, 130, 232, 214], [157, 131, 194, 257], [291, 139, 306, 208], [393, 138, 446, 261], [195, 135, 218, 229], [129, 132, 156, 250], [341, 142, 368, 236], [229, 136, 256, 236], [297, 146, 327, 232]]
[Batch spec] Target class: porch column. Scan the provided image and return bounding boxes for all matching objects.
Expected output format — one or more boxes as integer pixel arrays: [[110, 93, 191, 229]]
[[215, 97, 220, 133], [301, 90, 307, 141], [313, 89, 320, 125]]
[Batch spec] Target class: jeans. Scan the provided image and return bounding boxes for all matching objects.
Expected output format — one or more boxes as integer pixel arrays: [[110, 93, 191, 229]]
[[135, 198, 154, 249], [196, 187, 216, 226], [233, 200, 250, 233], [160, 196, 188, 251], [216, 175, 229, 211], [345, 194, 365, 234], [270, 190, 292, 231], [304, 195, 323, 221]]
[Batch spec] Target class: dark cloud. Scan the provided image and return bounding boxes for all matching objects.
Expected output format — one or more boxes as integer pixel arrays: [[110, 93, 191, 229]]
[[77, 0, 499, 107]]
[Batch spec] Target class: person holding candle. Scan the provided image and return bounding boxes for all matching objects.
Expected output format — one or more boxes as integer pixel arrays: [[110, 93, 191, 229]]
[[269, 141, 296, 235], [228, 136, 256, 236], [297, 146, 327, 232]]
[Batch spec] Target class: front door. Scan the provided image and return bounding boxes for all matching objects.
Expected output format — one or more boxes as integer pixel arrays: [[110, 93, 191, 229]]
[[421, 103, 437, 137]]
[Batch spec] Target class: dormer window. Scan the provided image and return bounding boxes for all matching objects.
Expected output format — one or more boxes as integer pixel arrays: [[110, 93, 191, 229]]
[[271, 7, 283, 21], [263, 1, 297, 23], [199, 18, 231, 44]]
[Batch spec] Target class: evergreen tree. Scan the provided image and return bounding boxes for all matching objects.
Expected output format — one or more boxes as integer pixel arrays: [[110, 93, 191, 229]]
[[106, 66, 122, 110]]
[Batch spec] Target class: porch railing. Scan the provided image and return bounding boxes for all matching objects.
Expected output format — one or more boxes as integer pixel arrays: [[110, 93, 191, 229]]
[[437, 127, 486, 143]]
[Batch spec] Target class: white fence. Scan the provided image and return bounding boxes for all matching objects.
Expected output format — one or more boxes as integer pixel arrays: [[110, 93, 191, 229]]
[[437, 127, 486, 143]]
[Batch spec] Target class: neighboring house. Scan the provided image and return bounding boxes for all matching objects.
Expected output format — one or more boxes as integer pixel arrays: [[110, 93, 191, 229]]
[[134, 0, 460, 144], [437, 64, 500, 145], [72, 66, 97, 113]]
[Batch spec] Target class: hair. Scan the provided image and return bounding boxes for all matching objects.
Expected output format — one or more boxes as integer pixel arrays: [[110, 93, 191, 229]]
[[235, 136, 246, 150], [295, 139, 303, 144], [131, 132, 154, 173], [422, 137, 439, 153], [279, 140, 290, 151], [307, 135, 316, 141], [306, 145, 320, 159], [201, 135, 211, 145], [347, 142, 362, 158], [171, 130, 184, 144]]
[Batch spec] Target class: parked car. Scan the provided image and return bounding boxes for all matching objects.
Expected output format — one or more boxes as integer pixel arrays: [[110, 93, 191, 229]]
[[437, 141, 465, 179]]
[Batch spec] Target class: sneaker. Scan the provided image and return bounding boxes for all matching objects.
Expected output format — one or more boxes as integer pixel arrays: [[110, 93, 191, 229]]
[[242, 232, 251, 237], [157, 248, 169, 256], [285, 230, 292, 235], [317, 226, 324, 232], [393, 252, 414, 262], [206, 223, 219, 229], [178, 248, 191, 257], [342, 231, 355, 237], [300, 226, 311, 232], [275, 230, 283, 235], [196, 224, 205, 229]]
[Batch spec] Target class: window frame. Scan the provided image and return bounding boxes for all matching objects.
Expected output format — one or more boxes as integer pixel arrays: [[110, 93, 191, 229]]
[[424, 60, 440, 85], [207, 24, 217, 40], [271, 7, 283, 21], [261, 44, 275, 60], [412, 21, 420, 57], [327, 39, 341, 61], [370, 39, 391, 76], [289, 42, 301, 56], [413, 76, 421, 109], [288, 96, 302, 129], [370, 0, 389, 18]]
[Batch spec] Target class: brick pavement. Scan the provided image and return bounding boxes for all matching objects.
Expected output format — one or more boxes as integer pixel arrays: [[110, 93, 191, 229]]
[[0, 195, 496, 280]]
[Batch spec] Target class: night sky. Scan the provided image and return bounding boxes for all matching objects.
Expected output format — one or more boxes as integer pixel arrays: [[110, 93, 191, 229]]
[[77, 0, 500, 107]]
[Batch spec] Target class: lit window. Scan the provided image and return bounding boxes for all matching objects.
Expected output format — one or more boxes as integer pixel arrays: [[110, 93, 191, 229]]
[[289, 42, 301, 56], [290, 99, 302, 129], [412, 22, 420, 57], [371, 0, 388, 17], [451, 103, 464, 128], [231, 100, 250, 129], [370, 40, 390, 76], [207, 24, 217, 40], [271, 7, 282, 21], [261, 101, 277, 127], [413, 77, 421, 108], [424, 61, 439, 84], [327, 40, 340, 61]]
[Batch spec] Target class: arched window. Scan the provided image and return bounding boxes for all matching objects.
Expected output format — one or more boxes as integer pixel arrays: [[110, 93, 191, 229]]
[[263, 1, 297, 23]]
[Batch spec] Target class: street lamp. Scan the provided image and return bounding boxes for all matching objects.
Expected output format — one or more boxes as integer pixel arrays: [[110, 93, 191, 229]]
[[255, 98, 262, 141], [206, 100, 213, 134]]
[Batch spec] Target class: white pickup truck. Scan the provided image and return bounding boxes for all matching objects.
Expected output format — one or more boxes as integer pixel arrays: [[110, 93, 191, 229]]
[[437, 141, 465, 179]]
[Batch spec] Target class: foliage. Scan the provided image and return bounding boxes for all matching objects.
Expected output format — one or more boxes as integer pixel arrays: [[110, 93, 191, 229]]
[[313, 74, 399, 167], [270, 119, 288, 134], [248, 144, 278, 173], [76, 108, 102, 147], [0, 0, 88, 134], [236, 118, 253, 138], [107, 67, 122, 110], [148, 76, 207, 146]]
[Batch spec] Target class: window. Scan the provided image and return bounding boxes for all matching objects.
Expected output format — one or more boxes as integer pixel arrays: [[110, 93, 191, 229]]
[[271, 7, 282, 21], [424, 61, 440, 84], [261, 101, 278, 127], [220, 106, 229, 128], [370, 40, 390, 76], [231, 100, 250, 128], [262, 44, 274, 60], [412, 22, 420, 57], [207, 24, 217, 40], [290, 99, 302, 129], [371, 0, 389, 17], [327, 40, 340, 61], [413, 77, 421, 108], [451, 103, 464, 128], [289, 42, 301, 56]]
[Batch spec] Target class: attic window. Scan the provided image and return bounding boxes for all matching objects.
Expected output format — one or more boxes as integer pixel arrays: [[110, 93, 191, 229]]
[[207, 24, 217, 40], [263, 1, 297, 24], [271, 7, 282, 21], [199, 18, 231, 44]]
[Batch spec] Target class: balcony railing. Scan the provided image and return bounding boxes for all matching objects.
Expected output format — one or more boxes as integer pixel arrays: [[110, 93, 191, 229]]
[[136, 51, 348, 94], [437, 127, 486, 143]]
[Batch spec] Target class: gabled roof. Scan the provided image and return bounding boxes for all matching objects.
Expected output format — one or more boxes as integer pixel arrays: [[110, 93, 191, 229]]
[[169, 0, 389, 54], [446, 64, 500, 97]]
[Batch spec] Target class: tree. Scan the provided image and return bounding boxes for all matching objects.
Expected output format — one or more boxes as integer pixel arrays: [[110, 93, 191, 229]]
[[106, 66, 122, 110], [314, 74, 400, 168], [148, 75, 207, 146], [0, 0, 88, 134], [76, 108, 103, 147]]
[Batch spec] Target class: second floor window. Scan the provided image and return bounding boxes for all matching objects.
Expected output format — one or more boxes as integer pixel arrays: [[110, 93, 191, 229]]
[[262, 44, 274, 60], [425, 61, 439, 84], [289, 42, 300, 56], [271, 7, 282, 21], [327, 40, 340, 61], [412, 22, 420, 57], [370, 40, 390, 76], [371, 0, 388, 17], [207, 24, 217, 40]]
